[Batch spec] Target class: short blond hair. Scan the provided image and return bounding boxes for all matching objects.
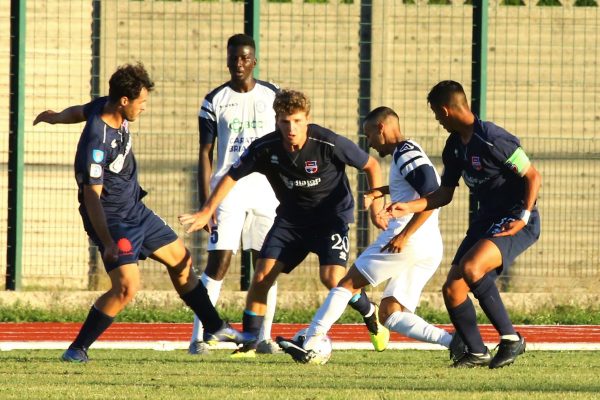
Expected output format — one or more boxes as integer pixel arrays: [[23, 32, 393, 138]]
[[273, 89, 311, 117]]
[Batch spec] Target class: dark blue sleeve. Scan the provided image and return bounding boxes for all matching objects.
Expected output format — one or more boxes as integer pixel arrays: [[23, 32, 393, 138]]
[[227, 141, 261, 181], [332, 134, 369, 169], [486, 124, 522, 165], [405, 165, 440, 196], [78, 124, 109, 186], [82, 96, 108, 120], [440, 137, 462, 187], [199, 116, 218, 145]]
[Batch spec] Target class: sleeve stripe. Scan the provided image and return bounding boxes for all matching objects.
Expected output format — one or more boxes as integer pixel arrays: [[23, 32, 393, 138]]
[[199, 106, 215, 119], [398, 155, 423, 174]]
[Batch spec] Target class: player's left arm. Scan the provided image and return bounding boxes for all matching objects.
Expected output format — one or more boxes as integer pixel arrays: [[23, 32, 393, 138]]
[[494, 146, 542, 237], [382, 163, 440, 253], [178, 174, 238, 234], [33, 105, 87, 125], [361, 155, 387, 230]]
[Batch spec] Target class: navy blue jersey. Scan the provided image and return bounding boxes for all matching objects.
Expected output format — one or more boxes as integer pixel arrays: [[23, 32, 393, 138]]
[[441, 116, 528, 219], [74, 96, 144, 223], [228, 124, 369, 225]]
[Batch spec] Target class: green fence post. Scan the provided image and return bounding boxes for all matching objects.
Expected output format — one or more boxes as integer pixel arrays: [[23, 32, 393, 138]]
[[87, 0, 102, 290], [240, 0, 261, 291], [245, 0, 260, 78], [357, 0, 373, 255], [6, 0, 26, 291], [470, 0, 488, 225]]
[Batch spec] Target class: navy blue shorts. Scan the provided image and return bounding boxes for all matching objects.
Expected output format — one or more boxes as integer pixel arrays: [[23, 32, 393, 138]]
[[452, 209, 541, 273], [80, 203, 178, 272], [260, 218, 350, 273]]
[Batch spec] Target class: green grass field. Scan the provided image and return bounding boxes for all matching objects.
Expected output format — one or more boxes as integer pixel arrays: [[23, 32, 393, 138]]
[[0, 349, 598, 399]]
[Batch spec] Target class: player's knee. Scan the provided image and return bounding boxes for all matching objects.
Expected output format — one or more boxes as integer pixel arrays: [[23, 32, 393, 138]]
[[460, 260, 485, 285], [321, 275, 339, 290], [112, 281, 139, 305], [204, 251, 232, 280], [442, 280, 455, 301]]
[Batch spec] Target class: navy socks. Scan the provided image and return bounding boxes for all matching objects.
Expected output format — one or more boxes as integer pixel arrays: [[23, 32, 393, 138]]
[[70, 306, 114, 351], [181, 282, 223, 334]]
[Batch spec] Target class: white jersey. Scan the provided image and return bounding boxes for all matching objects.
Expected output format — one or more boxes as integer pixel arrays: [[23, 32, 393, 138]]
[[354, 139, 443, 311], [199, 80, 278, 209], [389, 139, 440, 233]]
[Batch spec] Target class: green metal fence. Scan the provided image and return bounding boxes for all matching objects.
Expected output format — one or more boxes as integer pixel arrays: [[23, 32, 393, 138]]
[[3, 0, 599, 293]]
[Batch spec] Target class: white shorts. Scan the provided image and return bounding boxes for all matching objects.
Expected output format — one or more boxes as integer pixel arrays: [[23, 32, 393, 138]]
[[354, 219, 443, 313], [207, 173, 278, 253]]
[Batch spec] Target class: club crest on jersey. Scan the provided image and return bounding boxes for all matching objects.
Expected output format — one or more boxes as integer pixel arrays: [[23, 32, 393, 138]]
[[305, 160, 318, 174], [471, 156, 482, 171], [92, 149, 104, 163], [270, 155, 279, 165]]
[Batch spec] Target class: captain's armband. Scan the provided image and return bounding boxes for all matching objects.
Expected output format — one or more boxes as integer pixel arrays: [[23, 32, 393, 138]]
[[505, 147, 531, 177]]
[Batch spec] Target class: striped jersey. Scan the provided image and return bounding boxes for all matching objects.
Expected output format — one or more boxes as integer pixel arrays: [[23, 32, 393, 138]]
[[198, 80, 279, 206], [390, 139, 440, 229]]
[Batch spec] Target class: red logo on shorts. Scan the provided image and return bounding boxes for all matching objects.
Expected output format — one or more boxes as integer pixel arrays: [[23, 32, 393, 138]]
[[117, 238, 133, 255]]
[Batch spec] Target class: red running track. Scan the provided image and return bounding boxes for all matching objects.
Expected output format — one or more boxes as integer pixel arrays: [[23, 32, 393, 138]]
[[1, 323, 600, 343]]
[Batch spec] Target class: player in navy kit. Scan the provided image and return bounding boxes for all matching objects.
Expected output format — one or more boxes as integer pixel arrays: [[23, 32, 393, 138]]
[[277, 106, 466, 363], [189, 34, 280, 356], [385, 81, 541, 368], [180, 89, 391, 353], [33, 63, 248, 363]]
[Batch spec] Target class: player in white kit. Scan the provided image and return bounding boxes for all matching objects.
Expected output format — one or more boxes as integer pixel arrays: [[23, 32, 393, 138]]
[[278, 107, 465, 363], [189, 34, 280, 355]]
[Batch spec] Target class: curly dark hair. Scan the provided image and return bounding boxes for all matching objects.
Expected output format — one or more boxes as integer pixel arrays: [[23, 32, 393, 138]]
[[273, 89, 311, 117], [108, 62, 154, 103]]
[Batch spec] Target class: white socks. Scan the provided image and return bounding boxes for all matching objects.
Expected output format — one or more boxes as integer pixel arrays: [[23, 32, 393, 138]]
[[384, 311, 452, 348], [190, 273, 223, 341], [258, 281, 278, 342], [304, 287, 353, 348]]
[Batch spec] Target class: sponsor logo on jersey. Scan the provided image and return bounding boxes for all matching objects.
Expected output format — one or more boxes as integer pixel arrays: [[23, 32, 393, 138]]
[[109, 154, 125, 173], [90, 163, 102, 178], [228, 118, 264, 134], [92, 149, 104, 163], [280, 173, 322, 189], [117, 237, 134, 256], [108, 135, 132, 173], [228, 136, 258, 153], [471, 156, 482, 171], [305, 160, 318, 174]]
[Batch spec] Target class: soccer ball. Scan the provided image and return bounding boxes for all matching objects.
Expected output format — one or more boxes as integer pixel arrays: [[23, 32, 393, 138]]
[[293, 328, 333, 365]]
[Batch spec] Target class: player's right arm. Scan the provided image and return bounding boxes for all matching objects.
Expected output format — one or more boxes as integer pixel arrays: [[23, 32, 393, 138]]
[[385, 185, 455, 218], [33, 105, 87, 125], [82, 184, 118, 263], [198, 116, 216, 207], [363, 186, 389, 210], [384, 140, 459, 218], [179, 174, 237, 234]]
